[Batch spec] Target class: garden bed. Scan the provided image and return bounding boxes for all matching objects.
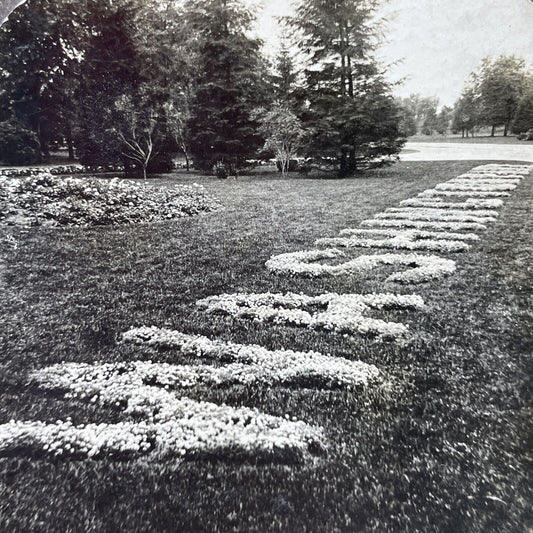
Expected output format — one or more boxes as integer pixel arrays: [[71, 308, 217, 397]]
[[0, 172, 219, 226]]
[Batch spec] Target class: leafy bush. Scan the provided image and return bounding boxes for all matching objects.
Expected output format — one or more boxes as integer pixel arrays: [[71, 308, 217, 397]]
[[0, 120, 40, 165], [212, 161, 228, 179], [0, 172, 219, 226]]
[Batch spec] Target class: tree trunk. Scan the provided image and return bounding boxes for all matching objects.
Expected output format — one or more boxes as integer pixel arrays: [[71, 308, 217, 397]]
[[347, 55, 354, 98], [346, 28, 354, 98], [503, 123, 508, 137], [339, 150, 348, 178], [142, 164, 147, 181], [66, 125, 75, 162], [491, 125, 496, 137], [340, 25, 346, 97], [185, 153, 190, 172]]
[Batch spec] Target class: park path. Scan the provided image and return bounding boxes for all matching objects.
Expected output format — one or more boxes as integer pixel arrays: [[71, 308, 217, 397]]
[[401, 142, 533, 162]]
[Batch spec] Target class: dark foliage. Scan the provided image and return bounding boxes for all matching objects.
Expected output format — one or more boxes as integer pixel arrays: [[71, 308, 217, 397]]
[[0, 119, 40, 165]]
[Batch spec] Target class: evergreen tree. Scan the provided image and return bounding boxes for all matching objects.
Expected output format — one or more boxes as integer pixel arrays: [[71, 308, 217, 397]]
[[184, 0, 270, 174], [74, 0, 145, 166], [273, 43, 298, 105], [289, 0, 403, 176]]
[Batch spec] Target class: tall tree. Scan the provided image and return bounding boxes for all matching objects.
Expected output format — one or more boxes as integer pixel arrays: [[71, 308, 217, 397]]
[[0, 0, 81, 159], [289, 0, 403, 176], [183, 0, 270, 174], [452, 88, 481, 138], [74, 0, 145, 166], [512, 75, 533, 134], [273, 42, 298, 105], [474, 55, 528, 136]]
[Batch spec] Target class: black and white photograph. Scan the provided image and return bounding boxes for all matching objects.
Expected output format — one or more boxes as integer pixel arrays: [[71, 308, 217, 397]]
[[0, 0, 532, 531]]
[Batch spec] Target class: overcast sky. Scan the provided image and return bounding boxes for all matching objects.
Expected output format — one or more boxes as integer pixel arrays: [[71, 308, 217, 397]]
[[252, 0, 533, 106]]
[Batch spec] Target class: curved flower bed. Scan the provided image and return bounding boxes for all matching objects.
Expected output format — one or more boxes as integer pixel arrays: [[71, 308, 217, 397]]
[[196, 292, 424, 338], [0, 171, 218, 226], [265, 249, 456, 282]]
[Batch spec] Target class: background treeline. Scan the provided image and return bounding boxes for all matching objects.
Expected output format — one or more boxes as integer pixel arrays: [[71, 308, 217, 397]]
[[0, 0, 405, 177], [397, 55, 533, 139]]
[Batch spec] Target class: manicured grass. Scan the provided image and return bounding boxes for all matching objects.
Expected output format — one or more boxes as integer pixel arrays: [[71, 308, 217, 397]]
[[0, 161, 531, 532]]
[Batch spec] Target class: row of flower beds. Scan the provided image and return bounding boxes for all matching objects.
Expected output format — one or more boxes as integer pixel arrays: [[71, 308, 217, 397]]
[[0, 172, 219, 226]]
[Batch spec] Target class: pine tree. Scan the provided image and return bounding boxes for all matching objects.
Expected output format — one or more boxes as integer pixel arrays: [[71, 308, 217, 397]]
[[184, 0, 270, 174], [290, 0, 403, 176]]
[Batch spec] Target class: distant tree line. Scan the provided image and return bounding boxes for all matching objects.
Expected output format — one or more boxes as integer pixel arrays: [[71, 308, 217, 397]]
[[0, 0, 404, 177], [396, 55, 533, 139]]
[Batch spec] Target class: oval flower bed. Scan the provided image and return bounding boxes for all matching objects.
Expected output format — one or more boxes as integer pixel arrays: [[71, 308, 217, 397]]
[[0, 171, 218, 226]]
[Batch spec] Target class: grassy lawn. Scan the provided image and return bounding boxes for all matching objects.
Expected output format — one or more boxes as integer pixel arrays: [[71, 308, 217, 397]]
[[408, 134, 529, 145], [0, 160, 531, 532]]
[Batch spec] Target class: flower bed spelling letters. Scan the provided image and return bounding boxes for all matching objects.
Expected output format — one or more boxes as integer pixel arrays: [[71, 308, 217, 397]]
[[196, 292, 425, 338]]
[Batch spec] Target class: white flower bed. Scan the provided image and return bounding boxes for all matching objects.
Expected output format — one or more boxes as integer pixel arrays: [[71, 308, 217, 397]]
[[417, 189, 511, 198], [457, 173, 524, 180], [316, 234, 469, 253], [0, 171, 219, 226], [446, 178, 521, 187], [0, 367, 325, 460], [122, 327, 381, 382], [265, 249, 456, 282], [399, 198, 504, 209], [339, 228, 480, 241], [435, 182, 517, 192], [361, 219, 487, 231], [374, 210, 496, 224], [196, 292, 425, 338]]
